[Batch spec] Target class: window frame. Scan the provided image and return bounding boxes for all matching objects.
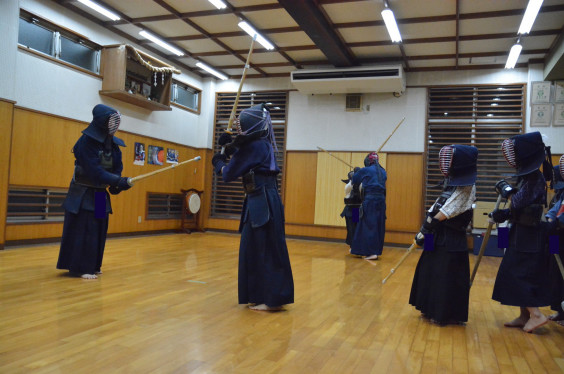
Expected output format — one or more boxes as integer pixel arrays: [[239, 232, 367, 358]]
[[170, 79, 201, 114], [18, 9, 102, 77], [425, 84, 525, 209]]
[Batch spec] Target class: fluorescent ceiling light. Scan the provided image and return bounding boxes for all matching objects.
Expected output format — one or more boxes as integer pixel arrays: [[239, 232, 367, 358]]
[[196, 62, 228, 80], [518, 0, 543, 34], [238, 21, 274, 50], [77, 0, 120, 21], [505, 43, 522, 69], [381, 8, 402, 43], [208, 0, 227, 9], [139, 30, 184, 56]]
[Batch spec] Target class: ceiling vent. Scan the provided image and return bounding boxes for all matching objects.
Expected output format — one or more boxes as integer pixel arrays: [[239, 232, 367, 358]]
[[291, 65, 406, 95]]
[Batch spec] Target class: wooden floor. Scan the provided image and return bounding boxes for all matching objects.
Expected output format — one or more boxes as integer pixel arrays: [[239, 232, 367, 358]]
[[1, 232, 564, 373]]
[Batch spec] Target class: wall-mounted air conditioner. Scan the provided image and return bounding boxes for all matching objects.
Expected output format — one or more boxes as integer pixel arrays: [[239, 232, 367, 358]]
[[290, 65, 406, 95]]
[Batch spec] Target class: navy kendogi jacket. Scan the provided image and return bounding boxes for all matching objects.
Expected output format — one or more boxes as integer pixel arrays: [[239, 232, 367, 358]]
[[63, 134, 125, 215]]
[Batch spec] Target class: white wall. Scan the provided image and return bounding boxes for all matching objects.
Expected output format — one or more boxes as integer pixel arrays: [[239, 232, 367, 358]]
[[5, 0, 562, 154], [0, 0, 19, 101], [10, 0, 213, 149], [217, 67, 563, 154]]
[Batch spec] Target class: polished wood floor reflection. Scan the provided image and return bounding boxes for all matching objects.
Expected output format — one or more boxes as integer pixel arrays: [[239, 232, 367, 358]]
[[1, 232, 564, 373]]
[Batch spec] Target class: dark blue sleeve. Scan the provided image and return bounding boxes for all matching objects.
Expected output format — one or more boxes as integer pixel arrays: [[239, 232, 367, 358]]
[[222, 141, 270, 183], [511, 172, 545, 210], [75, 136, 122, 186], [351, 167, 367, 185]]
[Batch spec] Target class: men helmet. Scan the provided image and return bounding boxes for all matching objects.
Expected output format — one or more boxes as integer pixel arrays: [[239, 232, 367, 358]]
[[364, 152, 379, 166], [82, 104, 124, 146], [236, 103, 270, 138], [439, 144, 478, 186], [501, 131, 545, 176]]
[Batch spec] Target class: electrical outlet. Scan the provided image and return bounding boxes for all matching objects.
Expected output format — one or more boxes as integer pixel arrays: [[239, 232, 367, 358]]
[[138, 216, 142, 223]]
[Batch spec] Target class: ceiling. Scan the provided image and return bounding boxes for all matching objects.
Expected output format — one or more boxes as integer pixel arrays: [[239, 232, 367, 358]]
[[53, 0, 564, 80]]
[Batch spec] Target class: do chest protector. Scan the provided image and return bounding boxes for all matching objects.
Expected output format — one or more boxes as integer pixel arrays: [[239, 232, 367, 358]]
[[73, 150, 113, 189]]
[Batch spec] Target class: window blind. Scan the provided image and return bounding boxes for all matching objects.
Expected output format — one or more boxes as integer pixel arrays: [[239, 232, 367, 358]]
[[426, 85, 525, 208]]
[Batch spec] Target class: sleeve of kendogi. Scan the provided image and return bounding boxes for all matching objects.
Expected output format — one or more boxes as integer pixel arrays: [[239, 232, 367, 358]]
[[439, 185, 476, 219]]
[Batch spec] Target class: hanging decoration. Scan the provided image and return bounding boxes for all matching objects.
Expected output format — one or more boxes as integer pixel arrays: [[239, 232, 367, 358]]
[[125, 45, 181, 75]]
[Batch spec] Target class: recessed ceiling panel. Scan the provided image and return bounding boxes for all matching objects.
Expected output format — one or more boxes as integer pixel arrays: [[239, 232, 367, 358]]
[[338, 27, 390, 44], [459, 39, 519, 54], [400, 21, 455, 40], [190, 14, 240, 34], [260, 66, 294, 75], [103, 0, 168, 18], [350, 45, 402, 59], [230, 0, 279, 7], [409, 59, 457, 68], [241, 52, 288, 65], [321, 1, 380, 23], [142, 19, 199, 38], [461, 0, 534, 13], [268, 32, 313, 48], [460, 16, 521, 36], [404, 42, 455, 57], [243, 9, 299, 29], [177, 39, 226, 54], [165, 0, 214, 13], [286, 50, 328, 62], [201, 54, 250, 67], [391, 0, 456, 17]]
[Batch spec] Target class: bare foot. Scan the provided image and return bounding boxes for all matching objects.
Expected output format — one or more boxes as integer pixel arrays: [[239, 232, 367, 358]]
[[523, 314, 548, 333], [249, 304, 283, 311], [81, 273, 98, 279], [503, 317, 527, 328]]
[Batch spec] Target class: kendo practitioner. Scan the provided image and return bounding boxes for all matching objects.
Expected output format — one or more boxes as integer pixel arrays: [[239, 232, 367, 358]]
[[57, 104, 132, 279], [409, 144, 477, 325], [490, 131, 552, 333], [341, 167, 361, 246], [547, 156, 564, 325], [349, 152, 387, 260], [211, 103, 294, 311]]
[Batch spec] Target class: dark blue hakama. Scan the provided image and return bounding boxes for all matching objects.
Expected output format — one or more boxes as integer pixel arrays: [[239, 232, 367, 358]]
[[219, 139, 294, 307]]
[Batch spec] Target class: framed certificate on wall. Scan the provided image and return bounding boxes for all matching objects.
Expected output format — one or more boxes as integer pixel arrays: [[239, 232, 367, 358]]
[[530, 104, 551, 126], [553, 103, 564, 126], [530, 81, 552, 104], [555, 81, 564, 103]]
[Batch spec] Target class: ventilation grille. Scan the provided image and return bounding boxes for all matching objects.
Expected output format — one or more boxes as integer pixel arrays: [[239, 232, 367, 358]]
[[346, 94, 362, 111]]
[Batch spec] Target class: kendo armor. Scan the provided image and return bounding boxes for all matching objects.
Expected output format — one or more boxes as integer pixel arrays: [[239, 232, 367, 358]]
[[73, 106, 122, 189], [237, 104, 278, 194], [433, 144, 478, 231], [500, 132, 548, 226]]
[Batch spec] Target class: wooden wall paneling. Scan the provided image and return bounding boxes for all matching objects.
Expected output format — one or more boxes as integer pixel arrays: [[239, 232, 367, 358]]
[[284, 152, 317, 225], [285, 223, 347, 241], [0, 100, 15, 248], [5, 108, 208, 242], [314, 152, 351, 227], [10, 109, 82, 187], [385, 153, 424, 234], [107, 133, 203, 234]]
